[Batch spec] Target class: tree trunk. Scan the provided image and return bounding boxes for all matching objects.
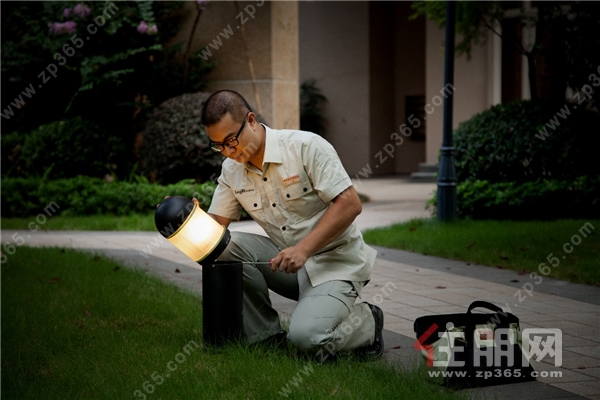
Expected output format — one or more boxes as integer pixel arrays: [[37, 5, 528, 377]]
[[183, 5, 204, 85], [527, 53, 538, 102]]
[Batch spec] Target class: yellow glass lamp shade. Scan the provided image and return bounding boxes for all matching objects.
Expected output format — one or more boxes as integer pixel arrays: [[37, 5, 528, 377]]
[[155, 196, 231, 264]]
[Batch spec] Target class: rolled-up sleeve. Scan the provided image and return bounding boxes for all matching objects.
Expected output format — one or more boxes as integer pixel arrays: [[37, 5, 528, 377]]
[[303, 136, 353, 203]]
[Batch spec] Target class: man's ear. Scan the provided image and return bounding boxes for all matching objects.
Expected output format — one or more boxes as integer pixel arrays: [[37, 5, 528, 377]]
[[247, 112, 257, 128]]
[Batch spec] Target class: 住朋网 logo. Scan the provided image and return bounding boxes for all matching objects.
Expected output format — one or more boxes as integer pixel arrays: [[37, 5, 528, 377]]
[[414, 324, 563, 368], [522, 328, 562, 367]]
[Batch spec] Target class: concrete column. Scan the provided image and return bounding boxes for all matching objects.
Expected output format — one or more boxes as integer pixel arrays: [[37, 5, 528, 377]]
[[170, 1, 299, 129]]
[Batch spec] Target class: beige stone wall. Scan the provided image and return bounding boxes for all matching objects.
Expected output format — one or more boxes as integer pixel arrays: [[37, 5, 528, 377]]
[[298, 1, 370, 176], [425, 19, 492, 164], [393, 3, 426, 174], [170, 1, 497, 175], [168, 1, 299, 129], [299, 2, 427, 176], [369, 2, 396, 176]]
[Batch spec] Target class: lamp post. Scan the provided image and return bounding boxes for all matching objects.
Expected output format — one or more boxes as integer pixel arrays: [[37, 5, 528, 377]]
[[155, 196, 241, 346], [437, 0, 457, 222]]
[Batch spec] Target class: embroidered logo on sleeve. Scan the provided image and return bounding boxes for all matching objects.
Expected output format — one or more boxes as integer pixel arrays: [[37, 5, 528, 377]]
[[283, 174, 301, 186], [234, 188, 255, 195]]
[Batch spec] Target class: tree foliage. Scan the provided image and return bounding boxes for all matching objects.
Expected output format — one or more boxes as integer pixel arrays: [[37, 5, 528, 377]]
[[4, 117, 125, 180], [411, 1, 600, 107], [1, 1, 215, 179]]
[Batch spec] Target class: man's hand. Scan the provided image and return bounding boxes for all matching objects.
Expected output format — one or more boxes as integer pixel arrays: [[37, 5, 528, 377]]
[[270, 246, 310, 274]]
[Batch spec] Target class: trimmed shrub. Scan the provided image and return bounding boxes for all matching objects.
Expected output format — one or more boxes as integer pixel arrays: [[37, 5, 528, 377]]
[[2, 117, 125, 179], [1, 176, 216, 217], [454, 100, 600, 183], [426, 177, 600, 220], [441, 99, 600, 219], [1, 131, 27, 177], [461, 177, 600, 220], [139, 92, 223, 184]]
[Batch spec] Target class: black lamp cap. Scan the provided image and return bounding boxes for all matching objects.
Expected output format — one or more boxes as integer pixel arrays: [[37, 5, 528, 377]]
[[155, 196, 195, 238]]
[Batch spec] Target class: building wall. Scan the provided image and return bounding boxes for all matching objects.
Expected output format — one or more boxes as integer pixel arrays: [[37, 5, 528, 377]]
[[173, 1, 497, 174], [393, 3, 426, 174], [369, 2, 397, 176], [298, 1, 370, 176], [167, 1, 299, 129], [367, 2, 426, 176], [425, 19, 492, 164]]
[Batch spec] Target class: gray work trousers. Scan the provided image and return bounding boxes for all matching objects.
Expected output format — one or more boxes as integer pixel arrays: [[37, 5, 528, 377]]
[[216, 231, 375, 355]]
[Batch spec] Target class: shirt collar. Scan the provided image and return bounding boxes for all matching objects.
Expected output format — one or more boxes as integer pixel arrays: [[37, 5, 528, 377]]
[[242, 124, 282, 174], [261, 124, 282, 167]]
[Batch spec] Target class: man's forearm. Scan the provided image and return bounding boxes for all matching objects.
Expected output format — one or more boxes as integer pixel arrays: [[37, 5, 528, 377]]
[[270, 186, 361, 274], [295, 188, 361, 257], [208, 212, 231, 228]]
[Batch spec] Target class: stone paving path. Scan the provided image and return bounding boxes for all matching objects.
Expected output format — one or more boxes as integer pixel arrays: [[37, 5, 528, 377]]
[[2, 177, 598, 399]]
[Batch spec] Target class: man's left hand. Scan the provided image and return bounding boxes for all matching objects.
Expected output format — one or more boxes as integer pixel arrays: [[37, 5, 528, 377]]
[[270, 246, 309, 274]]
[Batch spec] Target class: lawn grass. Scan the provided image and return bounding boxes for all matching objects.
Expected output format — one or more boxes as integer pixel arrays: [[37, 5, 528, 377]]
[[363, 218, 600, 286], [1, 213, 156, 231], [2, 247, 467, 400]]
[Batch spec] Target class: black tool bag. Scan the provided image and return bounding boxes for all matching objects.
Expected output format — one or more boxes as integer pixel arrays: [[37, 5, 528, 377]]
[[414, 301, 536, 388]]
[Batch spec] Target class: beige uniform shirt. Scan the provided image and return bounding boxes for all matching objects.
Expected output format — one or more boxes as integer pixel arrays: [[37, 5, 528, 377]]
[[208, 125, 377, 287]]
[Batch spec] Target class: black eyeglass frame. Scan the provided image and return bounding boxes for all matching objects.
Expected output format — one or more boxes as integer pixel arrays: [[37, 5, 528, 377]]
[[210, 112, 250, 153]]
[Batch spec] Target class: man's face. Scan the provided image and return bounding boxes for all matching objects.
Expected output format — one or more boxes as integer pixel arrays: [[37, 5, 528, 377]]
[[206, 112, 259, 164]]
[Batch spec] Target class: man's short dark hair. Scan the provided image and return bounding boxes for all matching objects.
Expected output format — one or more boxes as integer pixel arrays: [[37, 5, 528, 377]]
[[201, 90, 252, 127]]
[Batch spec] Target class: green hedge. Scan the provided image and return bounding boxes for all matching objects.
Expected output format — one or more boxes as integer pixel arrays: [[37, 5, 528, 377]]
[[454, 100, 600, 183], [445, 176, 600, 220], [1, 176, 216, 218], [3, 117, 125, 180]]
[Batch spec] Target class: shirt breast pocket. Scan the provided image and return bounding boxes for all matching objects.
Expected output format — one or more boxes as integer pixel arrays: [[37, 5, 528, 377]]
[[234, 190, 262, 219], [281, 180, 326, 224]]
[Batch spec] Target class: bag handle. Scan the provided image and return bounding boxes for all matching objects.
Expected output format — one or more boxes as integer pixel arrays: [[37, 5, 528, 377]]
[[464, 301, 510, 373], [466, 301, 504, 314]]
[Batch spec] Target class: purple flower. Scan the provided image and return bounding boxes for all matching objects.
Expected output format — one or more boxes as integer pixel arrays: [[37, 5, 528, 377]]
[[137, 21, 148, 34], [49, 22, 59, 34], [49, 22, 60, 35], [64, 21, 77, 34], [48, 21, 77, 35], [137, 21, 158, 35], [197, 0, 209, 10], [63, 7, 73, 18], [73, 3, 91, 18]]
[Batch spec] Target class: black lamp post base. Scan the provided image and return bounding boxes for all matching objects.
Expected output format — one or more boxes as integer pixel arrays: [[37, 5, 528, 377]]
[[201, 260, 243, 347]]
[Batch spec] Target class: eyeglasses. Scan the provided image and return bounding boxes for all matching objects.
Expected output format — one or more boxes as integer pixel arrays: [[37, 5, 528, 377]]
[[210, 112, 250, 153]]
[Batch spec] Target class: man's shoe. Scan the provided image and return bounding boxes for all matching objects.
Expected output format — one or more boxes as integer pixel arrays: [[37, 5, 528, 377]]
[[354, 303, 384, 360]]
